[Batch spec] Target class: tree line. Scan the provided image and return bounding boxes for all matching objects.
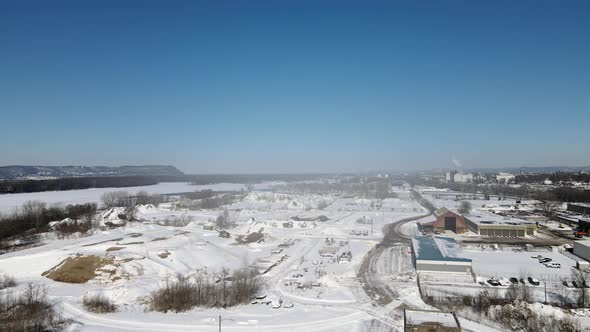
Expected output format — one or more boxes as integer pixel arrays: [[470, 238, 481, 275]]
[[409, 176, 590, 203], [0, 176, 160, 194], [0, 201, 97, 242]]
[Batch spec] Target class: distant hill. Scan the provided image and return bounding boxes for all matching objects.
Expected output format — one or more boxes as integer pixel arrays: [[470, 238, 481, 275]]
[[0, 165, 184, 180]]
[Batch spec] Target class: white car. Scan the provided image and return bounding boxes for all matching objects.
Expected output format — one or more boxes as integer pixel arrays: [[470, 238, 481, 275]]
[[545, 262, 561, 268], [271, 299, 282, 309], [283, 301, 294, 308]]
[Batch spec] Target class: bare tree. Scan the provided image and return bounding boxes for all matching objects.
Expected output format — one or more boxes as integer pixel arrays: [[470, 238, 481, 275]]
[[101, 192, 118, 208], [556, 281, 572, 307], [458, 201, 472, 215], [540, 191, 560, 219], [572, 269, 590, 307], [135, 191, 150, 205], [21, 201, 46, 227], [101, 191, 131, 208]]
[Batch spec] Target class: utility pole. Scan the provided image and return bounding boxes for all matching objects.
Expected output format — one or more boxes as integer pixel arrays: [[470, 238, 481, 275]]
[[544, 281, 547, 304]]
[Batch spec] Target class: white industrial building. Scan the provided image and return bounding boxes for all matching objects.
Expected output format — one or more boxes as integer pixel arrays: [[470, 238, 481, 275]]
[[412, 236, 473, 275], [496, 172, 515, 183], [453, 173, 473, 183]]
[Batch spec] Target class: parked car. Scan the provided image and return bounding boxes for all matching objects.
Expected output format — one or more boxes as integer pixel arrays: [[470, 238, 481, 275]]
[[509, 277, 519, 284], [499, 278, 511, 286], [255, 294, 267, 300], [531, 255, 543, 259], [528, 277, 541, 286], [519, 278, 526, 284], [487, 278, 501, 286], [478, 281, 486, 286], [271, 300, 282, 309], [563, 281, 570, 288], [544, 262, 561, 268], [539, 258, 552, 263], [283, 301, 294, 308], [572, 281, 580, 288]]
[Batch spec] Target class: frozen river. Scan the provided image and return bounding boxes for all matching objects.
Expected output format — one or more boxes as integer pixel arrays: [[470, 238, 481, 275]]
[[0, 182, 251, 213]]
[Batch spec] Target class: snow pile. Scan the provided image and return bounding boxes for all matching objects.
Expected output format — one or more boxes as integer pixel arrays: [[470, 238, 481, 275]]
[[286, 200, 307, 210], [135, 204, 160, 215], [248, 219, 317, 229], [98, 207, 127, 226]]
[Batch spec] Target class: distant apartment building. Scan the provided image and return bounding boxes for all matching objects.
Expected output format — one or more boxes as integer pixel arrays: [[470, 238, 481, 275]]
[[496, 172, 515, 183], [445, 171, 457, 182], [453, 173, 473, 183]]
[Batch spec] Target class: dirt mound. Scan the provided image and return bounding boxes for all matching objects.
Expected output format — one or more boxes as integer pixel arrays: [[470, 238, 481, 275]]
[[82, 238, 123, 247], [106, 246, 125, 252], [291, 215, 329, 222], [117, 241, 144, 245], [151, 237, 168, 242], [236, 231, 265, 244], [42, 255, 115, 283]]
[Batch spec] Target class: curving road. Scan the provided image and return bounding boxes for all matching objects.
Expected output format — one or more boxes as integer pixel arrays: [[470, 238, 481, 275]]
[[357, 189, 434, 305]]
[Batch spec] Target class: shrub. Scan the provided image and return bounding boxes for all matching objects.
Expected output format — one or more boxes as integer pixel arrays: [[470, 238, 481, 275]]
[[82, 294, 116, 313], [151, 269, 261, 313], [0, 274, 16, 290], [0, 284, 67, 331]]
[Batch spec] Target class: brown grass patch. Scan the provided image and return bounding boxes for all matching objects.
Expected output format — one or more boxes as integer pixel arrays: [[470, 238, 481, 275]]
[[42, 255, 115, 283], [106, 246, 125, 252]]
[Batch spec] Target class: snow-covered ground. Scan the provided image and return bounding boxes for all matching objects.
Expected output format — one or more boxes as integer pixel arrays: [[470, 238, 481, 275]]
[[0, 186, 435, 331], [3, 184, 585, 331]]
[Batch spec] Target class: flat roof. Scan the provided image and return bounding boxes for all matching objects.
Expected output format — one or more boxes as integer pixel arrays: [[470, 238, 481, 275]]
[[405, 309, 459, 328], [570, 203, 590, 208], [412, 236, 472, 263], [574, 240, 590, 247], [466, 213, 535, 226]]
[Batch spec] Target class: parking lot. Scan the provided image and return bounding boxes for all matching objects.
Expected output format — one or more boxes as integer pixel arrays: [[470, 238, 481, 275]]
[[464, 249, 577, 281]]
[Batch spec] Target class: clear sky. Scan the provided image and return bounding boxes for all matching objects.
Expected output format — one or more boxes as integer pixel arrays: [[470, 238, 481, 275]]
[[1, 1, 588, 173]]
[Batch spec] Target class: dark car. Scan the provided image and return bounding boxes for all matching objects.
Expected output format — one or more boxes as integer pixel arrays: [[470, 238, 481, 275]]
[[509, 277, 519, 284], [539, 258, 552, 263], [528, 277, 540, 286], [519, 278, 526, 284], [563, 281, 570, 288], [572, 281, 579, 288], [487, 279, 501, 286]]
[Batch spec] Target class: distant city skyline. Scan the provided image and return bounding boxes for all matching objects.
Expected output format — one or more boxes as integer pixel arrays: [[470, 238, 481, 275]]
[[1, 1, 589, 173]]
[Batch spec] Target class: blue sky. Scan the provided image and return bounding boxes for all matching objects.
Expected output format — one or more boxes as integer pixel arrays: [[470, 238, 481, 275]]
[[0, 1, 588, 173]]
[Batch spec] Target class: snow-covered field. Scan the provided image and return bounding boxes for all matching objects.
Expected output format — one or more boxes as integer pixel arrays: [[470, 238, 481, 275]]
[[2, 184, 586, 331], [0, 185, 435, 331]]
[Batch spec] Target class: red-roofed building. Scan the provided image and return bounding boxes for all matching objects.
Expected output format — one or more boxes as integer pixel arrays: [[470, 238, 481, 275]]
[[432, 208, 468, 234]]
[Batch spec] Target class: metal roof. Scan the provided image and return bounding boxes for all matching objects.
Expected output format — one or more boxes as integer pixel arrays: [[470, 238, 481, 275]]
[[412, 236, 472, 263]]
